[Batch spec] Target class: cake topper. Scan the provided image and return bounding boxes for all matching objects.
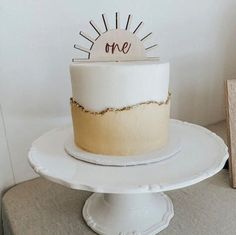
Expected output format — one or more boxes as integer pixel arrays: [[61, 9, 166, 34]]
[[73, 12, 158, 62]]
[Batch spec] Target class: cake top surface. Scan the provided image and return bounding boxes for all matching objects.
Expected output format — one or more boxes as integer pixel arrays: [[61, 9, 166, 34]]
[[70, 60, 169, 67]]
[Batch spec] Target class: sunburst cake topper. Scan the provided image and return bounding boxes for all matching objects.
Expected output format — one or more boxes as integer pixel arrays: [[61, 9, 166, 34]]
[[73, 12, 158, 62]]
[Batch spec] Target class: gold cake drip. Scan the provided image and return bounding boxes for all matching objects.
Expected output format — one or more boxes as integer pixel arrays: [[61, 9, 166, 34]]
[[70, 93, 171, 115]]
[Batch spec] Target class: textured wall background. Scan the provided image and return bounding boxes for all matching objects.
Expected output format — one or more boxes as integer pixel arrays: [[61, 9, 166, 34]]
[[1, 1, 236, 233]]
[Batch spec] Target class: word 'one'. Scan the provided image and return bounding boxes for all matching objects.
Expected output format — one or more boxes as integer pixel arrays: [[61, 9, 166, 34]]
[[105, 42, 131, 54]]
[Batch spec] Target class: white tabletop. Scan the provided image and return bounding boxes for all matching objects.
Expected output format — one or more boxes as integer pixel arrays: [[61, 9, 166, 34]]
[[28, 120, 228, 194]]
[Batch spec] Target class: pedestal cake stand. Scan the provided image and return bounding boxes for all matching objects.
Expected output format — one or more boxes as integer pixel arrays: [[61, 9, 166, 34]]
[[28, 119, 228, 235]]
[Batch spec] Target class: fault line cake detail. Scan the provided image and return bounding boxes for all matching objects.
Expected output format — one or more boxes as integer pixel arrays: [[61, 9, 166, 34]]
[[70, 13, 170, 156]]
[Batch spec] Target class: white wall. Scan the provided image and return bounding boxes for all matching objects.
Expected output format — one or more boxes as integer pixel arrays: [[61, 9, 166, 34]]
[[0, 106, 15, 235], [1, 0, 236, 228]]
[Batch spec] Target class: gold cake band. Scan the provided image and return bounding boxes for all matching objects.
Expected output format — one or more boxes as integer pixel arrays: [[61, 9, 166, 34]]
[[70, 95, 171, 156]]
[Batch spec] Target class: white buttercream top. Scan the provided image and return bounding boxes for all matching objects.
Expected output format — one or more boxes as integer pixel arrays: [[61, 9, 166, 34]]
[[70, 61, 169, 112]]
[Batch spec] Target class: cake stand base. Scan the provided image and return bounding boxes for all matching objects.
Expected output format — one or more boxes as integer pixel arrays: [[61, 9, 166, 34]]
[[83, 193, 174, 235]]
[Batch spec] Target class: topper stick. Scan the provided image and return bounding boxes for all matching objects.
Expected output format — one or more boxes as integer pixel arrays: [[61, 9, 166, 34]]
[[125, 14, 132, 30], [141, 32, 152, 42], [133, 21, 143, 34], [102, 14, 109, 32], [79, 31, 94, 44], [145, 44, 158, 50], [116, 12, 120, 29], [74, 44, 91, 53], [89, 20, 102, 37]]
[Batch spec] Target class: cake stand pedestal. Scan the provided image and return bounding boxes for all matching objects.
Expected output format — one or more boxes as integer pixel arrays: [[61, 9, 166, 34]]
[[28, 120, 228, 235]]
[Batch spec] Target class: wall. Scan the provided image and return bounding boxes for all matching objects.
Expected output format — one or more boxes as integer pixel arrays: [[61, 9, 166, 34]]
[[1, 0, 236, 232], [0, 107, 15, 235]]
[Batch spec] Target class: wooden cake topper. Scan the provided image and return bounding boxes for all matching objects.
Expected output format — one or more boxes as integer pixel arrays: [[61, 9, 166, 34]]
[[73, 12, 158, 62]]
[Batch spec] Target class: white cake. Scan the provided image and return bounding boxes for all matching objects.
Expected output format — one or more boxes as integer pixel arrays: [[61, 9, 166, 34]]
[[70, 60, 170, 156]]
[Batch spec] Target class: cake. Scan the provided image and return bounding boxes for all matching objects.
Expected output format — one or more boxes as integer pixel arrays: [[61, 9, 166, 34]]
[[70, 60, 170, 156]]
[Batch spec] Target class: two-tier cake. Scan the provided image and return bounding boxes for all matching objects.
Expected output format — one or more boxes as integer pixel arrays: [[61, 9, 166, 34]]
[[70, 60, 170, 156]]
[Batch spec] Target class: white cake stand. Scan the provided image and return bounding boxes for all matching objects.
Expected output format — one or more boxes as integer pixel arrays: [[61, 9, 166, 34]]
[[28, 120, 228, 235]]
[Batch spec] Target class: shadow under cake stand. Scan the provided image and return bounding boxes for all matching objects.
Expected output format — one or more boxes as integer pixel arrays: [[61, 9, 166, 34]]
[[28, 119, 228, 235]]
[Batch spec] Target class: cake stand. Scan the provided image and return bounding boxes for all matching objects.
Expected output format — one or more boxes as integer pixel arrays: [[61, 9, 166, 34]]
[[28, 120, 228, 235]]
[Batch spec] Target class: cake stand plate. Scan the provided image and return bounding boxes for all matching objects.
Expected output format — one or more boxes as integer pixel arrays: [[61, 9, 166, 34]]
[[64, 128, 181, 166], [28, 119, 228, 235]]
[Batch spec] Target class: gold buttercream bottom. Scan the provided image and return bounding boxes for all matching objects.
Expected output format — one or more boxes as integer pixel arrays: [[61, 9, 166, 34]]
[[71, 99, 170, 156]]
